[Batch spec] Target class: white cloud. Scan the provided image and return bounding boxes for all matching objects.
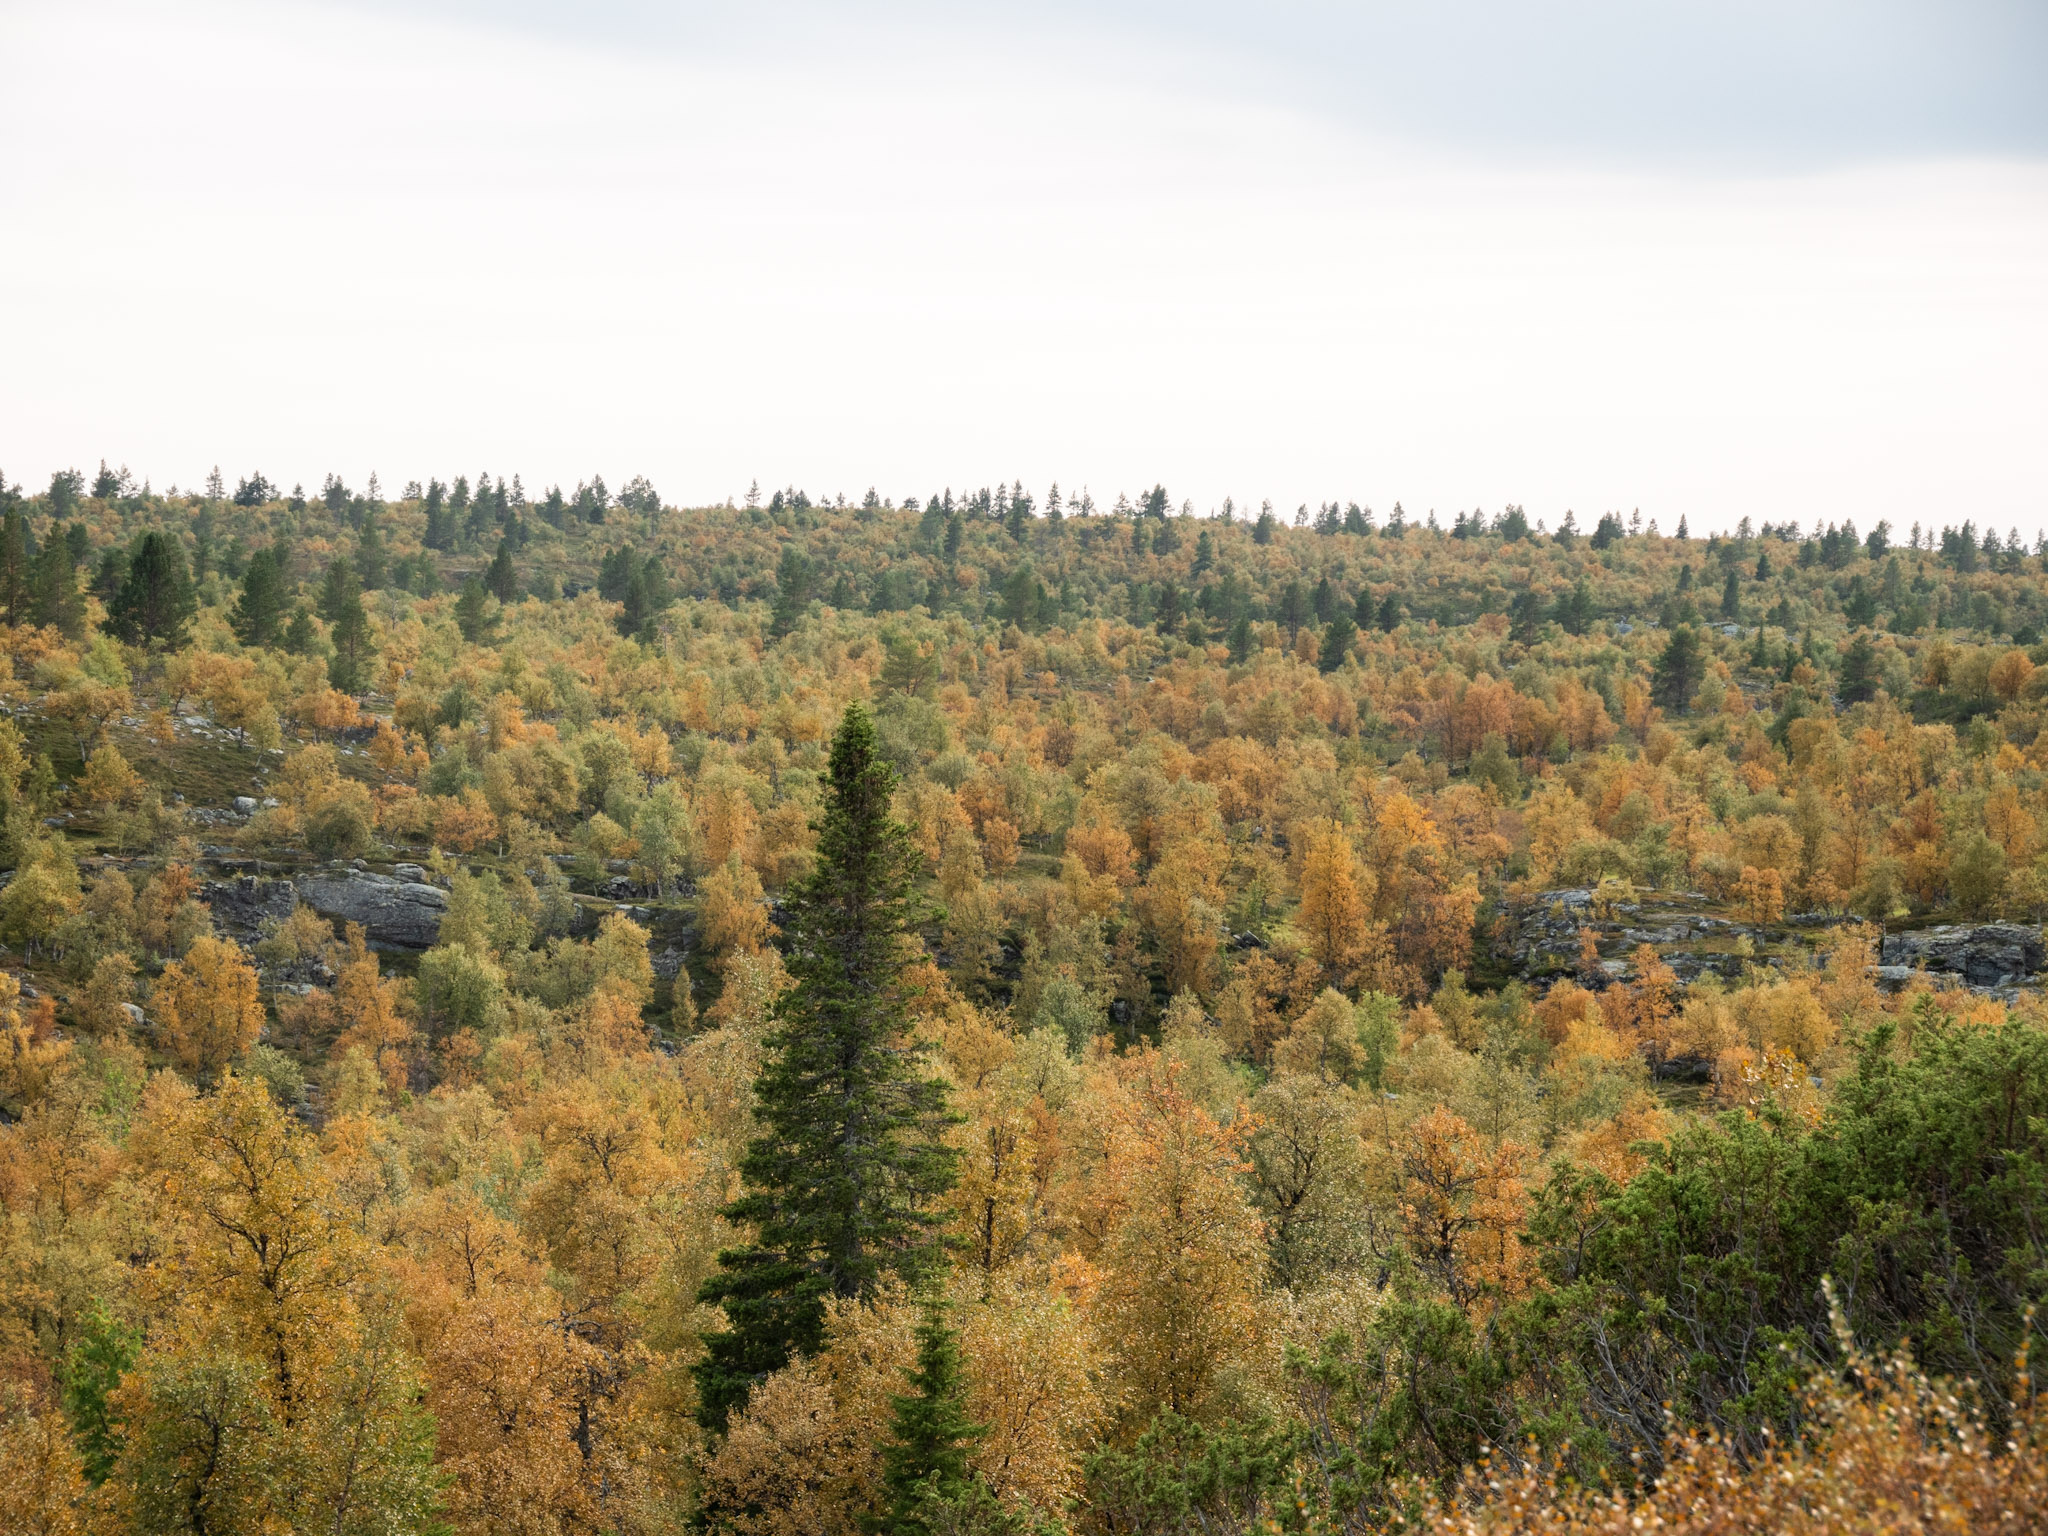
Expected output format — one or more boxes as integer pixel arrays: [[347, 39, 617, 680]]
[[2, 0, 2044, 532]]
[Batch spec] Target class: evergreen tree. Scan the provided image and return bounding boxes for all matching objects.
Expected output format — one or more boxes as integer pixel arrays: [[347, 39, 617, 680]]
[[1508, 588, 1544, 645], [1552, 579, 1594, 636], [484, 538, 519, 604], [769, 546, 813, 639], [91, 546, 125, 603], [1839, 631, 1880, 703], [318, 557, 375, 693], [1252, 507, 1276, 545], [1376, 591, 1402, 632], [1317, 614, 1356, 673], [873, 1300, 985, 1536], [1652, 624, 1704, 711], [1227, 614, 1253, 663], [231, 546, 288, 648], [357, 512, 386, 591], [422, 479, 451, 550], [28, 537, 85, 639], [619, 558, 670, 641], [0, 506, 29, 624], [281, 605, 318, 656], [454, 577, 493, 644], [1721, 568, 1741, 620], [695, 704, 958, 1433], [107, 531, 197, 648]]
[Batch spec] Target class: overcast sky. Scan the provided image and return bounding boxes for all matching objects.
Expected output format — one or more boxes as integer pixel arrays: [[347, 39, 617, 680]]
[[2, 0, 2044, 532]]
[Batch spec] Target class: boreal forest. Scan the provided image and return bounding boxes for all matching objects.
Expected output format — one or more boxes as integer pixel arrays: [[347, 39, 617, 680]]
[[0, 464, 2043, 1534]]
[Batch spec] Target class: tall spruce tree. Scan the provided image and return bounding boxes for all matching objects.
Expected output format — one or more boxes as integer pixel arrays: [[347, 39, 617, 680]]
[[1652, 623, 1704, 711], [769, 546, 813, 639], [483, 538, 519, 604], [0, 507, 29, 624], [873, 1301, 984, 1536], [695, 703, 957, 1433], [318, 557, 374, 693], [231, 545, 288, 647], [107, 531, 196, 648], [357, 512, 386, 591], [28, 537, 85, 639]]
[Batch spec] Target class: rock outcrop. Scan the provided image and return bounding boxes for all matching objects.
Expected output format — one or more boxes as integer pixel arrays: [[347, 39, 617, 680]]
[[199, 876, 299, 942], [295, 869, 448, 949], [1878, 924, 2046, 989]]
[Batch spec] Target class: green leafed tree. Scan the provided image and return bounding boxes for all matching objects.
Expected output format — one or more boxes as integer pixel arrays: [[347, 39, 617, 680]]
[[695, 702, 958, 1432]]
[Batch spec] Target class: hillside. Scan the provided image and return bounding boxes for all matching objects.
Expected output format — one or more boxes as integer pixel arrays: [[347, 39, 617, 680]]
[[0, 466, 2044, 1533]]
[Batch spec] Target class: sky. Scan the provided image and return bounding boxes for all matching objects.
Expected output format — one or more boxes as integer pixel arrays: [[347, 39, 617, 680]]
[[1, 0, 2044, 533]]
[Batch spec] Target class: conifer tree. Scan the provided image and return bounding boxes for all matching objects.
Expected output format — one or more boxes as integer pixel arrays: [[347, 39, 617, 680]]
[[873, 1300, 984, 1536], [318, 557, 374, 693], [1318, 614, 1356, 673], [454, 577, 493, 644], [232, 545, 288, 647], [484, 538, 519, 604], [356, 511, 386, 591], [28, 536, 85, 639], [282, 604, 318, 656], [1652, 623, 1704, 711], [422, 478, 451, 549], [0, 506, 28, 624], [769, 546, 812, 639], [695, 703, 957, 1433], [107, 530, 197, 648]]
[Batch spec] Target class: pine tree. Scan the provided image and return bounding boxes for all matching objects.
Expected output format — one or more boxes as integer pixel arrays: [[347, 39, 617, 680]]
[[1839, 631, 1880, 703], [454, 577, 493, 644], [1721, 568, 1741, 620], [282, 605, 318, 656], [769, 546, 812, 639], [873, 1300, 984, 1536], [1652, 624, 1704, 711], [357, 512, 386, 591], [484, 538, 519, 604], [28, 537, 85, 639], [232, 546, 288, 647], [422, 479, 451, 550], [319, 557, 374, 693], [1318, 614, 1356, 673], [0, 506, 29, 623], [695, 703, 958, 1433], [1228, 614, 1253, 663], [107, 531, 197, 648]]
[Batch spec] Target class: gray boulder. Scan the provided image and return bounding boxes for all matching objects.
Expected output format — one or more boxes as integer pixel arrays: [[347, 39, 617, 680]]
[[296, 870, 448, 949], [1879, 924, 2046, 989]]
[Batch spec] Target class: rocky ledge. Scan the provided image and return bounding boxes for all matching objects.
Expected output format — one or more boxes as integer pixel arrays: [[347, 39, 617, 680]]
[[1878, 923, 2046, 990], [199, 869, 450, 949], [1499, 889, 2046, 997], [295, 869, 449, 949]]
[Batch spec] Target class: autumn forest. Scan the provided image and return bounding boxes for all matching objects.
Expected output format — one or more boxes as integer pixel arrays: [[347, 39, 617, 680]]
[[0, 464, 2043, 1534]]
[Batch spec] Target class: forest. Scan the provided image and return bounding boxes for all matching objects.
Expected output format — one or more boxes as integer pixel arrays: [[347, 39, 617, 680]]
[[0, 462, 2043, 1534]]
